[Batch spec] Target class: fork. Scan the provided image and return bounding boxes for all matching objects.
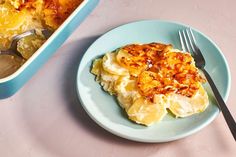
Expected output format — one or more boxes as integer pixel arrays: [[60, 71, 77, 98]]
[[0, 29, 52, 58], [179, 28, 236, 141]]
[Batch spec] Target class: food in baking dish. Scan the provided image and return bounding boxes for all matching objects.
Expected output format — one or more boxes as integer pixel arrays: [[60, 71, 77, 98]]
[[91, 43, 209, 126], [0, 0, 84, 78]]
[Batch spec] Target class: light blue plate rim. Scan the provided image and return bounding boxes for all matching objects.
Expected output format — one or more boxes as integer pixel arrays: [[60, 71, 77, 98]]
[[76, 20, 231, 142]]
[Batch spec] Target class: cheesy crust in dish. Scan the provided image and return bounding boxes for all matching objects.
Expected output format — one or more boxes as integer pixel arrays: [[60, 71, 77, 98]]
[[0, 0, 83, 78], [91, 43, 209, 126]]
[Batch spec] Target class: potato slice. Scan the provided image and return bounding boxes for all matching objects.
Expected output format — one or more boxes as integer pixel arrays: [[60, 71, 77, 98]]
[[17, 34, 46, 59], [168, 84, 209, 117], [0, 3, 26, 31], [116, 49, 147, 77], [0, 3, 31, 49], [115, 76, 140, 109], [91, 58, 103, 76], [102, 52, 129, 76], [127, 96, 167, 126]]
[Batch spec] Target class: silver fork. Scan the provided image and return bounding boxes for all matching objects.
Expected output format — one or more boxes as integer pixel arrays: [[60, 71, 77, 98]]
[[179, 28, 236, 141], [0, 29, 52, 58]]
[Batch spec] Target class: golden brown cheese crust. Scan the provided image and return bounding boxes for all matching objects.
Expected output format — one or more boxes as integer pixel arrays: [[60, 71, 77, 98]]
[[119, 43, 206, 100], [14, 0, 84, 29], [43, 0, 84, 29]]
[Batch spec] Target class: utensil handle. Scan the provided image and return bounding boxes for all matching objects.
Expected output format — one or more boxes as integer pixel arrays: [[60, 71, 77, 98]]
[[0, 50, 14, 55], [202, 68, 236, 141]]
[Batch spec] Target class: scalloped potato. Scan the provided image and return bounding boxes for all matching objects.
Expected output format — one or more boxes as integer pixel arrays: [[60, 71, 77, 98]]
[[0, 0, 83, 78], [91, 43, 209, 126]]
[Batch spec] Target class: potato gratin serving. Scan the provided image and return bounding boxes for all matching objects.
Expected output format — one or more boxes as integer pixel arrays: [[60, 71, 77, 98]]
[[91, 43, 209, 126], [0, 0, 83, 78]]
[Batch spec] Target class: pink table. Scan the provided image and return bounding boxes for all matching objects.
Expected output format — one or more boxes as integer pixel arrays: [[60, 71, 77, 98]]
[[1, 0, 235, 156]]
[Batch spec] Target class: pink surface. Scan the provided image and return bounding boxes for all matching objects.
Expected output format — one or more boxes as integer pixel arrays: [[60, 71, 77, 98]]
[[0, 0, 236, 156]]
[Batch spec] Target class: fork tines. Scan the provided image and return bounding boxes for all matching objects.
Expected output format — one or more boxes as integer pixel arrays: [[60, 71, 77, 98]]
[[178, 28, 197, 53]]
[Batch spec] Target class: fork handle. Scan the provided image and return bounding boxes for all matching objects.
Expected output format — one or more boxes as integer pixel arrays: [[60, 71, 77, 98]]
[[202, 68, 236, 141]]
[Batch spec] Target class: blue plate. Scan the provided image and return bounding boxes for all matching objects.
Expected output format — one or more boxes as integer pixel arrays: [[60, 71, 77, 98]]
[[76, 20, 231, 142]]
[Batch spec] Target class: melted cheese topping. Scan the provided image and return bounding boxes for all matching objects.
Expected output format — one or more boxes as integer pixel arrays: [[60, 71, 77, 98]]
[[121, 43, 206, 99]]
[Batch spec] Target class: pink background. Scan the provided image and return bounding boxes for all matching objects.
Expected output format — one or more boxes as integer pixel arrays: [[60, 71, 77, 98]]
[[0, 0, 235, 156]]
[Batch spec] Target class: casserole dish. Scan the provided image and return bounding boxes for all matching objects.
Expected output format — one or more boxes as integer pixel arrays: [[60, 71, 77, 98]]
[[0, 0, 99, 99]]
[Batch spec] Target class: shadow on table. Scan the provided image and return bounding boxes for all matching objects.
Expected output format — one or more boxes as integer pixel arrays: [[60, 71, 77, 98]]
[[62, 36, 142, 143]]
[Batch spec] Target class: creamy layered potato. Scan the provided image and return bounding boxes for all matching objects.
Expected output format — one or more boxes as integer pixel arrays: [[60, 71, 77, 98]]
[[91, 43, 209, 126], [0, 0, 83, 78]]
